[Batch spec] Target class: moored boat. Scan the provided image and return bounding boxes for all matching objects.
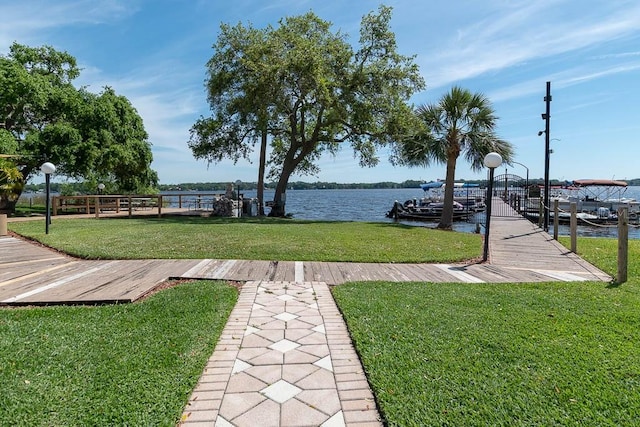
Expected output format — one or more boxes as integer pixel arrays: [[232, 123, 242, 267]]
[[523, 179, 640, 221], [386, 199, 472, 221], [419, 181, 486, 212], [524, 210, 613, 225]]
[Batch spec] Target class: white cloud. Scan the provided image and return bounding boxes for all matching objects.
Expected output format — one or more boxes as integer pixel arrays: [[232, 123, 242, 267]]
[[489, 60, 640, 102], [416, 0, 640, 89], [0, 1, 136, 50]]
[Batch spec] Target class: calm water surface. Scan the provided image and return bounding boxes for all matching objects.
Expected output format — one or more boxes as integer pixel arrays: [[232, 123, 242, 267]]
[[165, 187, 640, 239]]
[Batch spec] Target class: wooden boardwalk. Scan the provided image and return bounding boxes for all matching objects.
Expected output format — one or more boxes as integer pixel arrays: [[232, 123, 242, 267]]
[[0, 206, 611, 306], [486, 198, 611, 281]]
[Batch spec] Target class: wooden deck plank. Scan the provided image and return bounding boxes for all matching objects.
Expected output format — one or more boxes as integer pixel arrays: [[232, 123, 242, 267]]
[[387, 263, 434, 282], [0, 261, 97, 302], [88, 259, 197, 301], [180, 259, 215, 278], [235, 260, 274, 281], [15, 259, 198, 304], [267, 261, 295, 282], [13, 260, 133, 303], [357, 263, 417, 282], [366, 263, 412, 282], [0, 206, 613, 306], [407, 264, 468, 282], [463, 264, 548, 283], [373, 264, 414, 282], [65, 259, 197, 301], [0, 258, 74, 283], [182, 259, 234, 279], [488, 207, 611, 281], [328, 262, 361, 284], [0, 237, 68, 263], [304, 262, 339, 285]]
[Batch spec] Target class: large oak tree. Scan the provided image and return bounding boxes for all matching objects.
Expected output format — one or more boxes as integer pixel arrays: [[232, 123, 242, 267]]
[[0, 43, 158, 213], [189, 6, 424, 216]]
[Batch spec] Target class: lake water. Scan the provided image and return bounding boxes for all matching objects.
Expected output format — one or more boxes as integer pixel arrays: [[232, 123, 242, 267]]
[[163, 187, 640, 239]]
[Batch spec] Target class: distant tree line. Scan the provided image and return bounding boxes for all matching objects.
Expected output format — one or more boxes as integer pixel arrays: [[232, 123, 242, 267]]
[[26, 177, 636, 194], [21, 180, 445, 193], [158, 181, 427, 191]]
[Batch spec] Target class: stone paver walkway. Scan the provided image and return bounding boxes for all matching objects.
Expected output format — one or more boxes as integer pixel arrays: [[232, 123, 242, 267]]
[[179, 280, 381, 427]]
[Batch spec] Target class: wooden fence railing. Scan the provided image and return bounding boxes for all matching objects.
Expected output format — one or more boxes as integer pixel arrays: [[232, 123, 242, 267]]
[[52, 195, 162, 218], [51, 193, 243, 218]]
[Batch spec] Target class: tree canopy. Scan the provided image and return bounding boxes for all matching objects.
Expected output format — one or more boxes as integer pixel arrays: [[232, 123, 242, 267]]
[[188, 6, 425, 216], [0, 43, 158, 213], [393, 86, 514, 229]]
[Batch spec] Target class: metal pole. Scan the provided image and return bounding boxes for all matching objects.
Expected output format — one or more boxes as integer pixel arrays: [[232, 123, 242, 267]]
[[45, 173, 51, 234], [483, 167, 495, 262], [543, 81, 552, 232]]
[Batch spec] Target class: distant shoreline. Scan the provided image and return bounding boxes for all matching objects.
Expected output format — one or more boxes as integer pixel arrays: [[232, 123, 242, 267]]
[[22, 179, 640, 193]]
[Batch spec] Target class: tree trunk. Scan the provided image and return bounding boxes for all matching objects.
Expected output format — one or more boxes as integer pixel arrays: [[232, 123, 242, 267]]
[[0, 196, 18, 215], [438, 153, 458, 229], [257, 128, 267, 216], [268, 160, 298, 217], [1, 164, 28, 214], [0, 184, 25, 214], [269, 179, 288, 217]]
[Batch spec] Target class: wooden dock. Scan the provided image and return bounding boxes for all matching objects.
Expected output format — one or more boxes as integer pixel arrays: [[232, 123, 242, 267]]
[[0, 206, 611, 306]]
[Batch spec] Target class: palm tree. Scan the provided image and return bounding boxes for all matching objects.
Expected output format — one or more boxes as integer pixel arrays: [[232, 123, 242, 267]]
[[397, 86, 513, 229]]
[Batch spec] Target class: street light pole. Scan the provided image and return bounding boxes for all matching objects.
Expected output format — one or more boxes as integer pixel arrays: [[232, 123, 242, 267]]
[[40, 162, 56, 234], [542, 81, 552, 232], [483, 152, 503, 262]]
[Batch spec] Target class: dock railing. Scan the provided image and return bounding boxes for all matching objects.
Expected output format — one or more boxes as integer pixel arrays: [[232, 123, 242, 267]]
[[52, 194, 163, 218], [51, 193, 245, 218]]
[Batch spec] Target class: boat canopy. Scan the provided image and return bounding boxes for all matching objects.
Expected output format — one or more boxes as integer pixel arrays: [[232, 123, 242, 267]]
[[420, 181, 480, 191], [572, 179, 628, 187], [420, 181, 444, 190]]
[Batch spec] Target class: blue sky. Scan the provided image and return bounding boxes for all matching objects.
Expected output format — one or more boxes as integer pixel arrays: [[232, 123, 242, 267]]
[[2, 0, 640, 185]]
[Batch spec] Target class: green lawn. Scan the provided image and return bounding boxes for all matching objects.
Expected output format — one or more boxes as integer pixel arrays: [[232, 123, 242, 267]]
[[8, 216, 481, 263], [0, 280, 237, 426], [4, 219, 640, 426], [333, 238, 640, 426]]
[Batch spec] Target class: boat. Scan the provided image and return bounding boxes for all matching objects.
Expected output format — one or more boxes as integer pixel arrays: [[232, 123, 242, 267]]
[[419, 181, 486, 212], [524, 179, 640, 221], [524, 210, 610, 225], [386, 199, 472, 221]]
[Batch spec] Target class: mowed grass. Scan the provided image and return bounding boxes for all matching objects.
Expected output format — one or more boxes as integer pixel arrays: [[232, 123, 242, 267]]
[[8, 216, 481, 263], [558, 235, 640, 281], [5, 217, 640, 425], [332, 237, 640, 426], [0, 280, 237, 426]]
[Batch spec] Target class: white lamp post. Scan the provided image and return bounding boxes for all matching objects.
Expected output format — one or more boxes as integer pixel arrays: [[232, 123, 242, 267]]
[[98, 183, 105, 194], [40, 162, 56, 234], [483, 152, 502, 262]]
